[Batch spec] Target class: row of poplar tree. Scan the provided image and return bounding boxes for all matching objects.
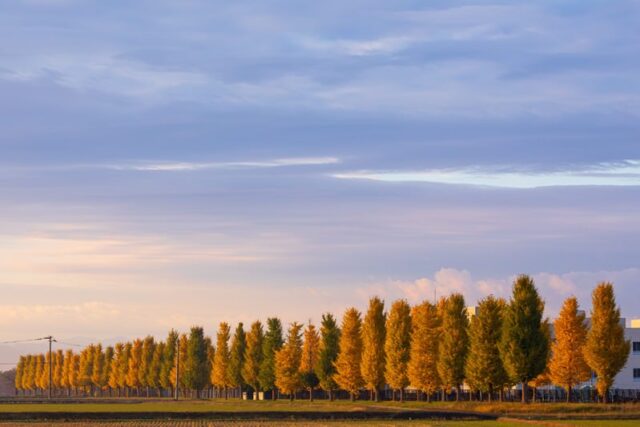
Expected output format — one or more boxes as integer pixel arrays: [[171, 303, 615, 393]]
[[14, 275, 630, 403]]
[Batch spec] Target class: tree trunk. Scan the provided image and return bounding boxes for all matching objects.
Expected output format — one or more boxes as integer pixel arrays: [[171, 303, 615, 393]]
[[521, 382, 528, 403], [400, 388, 404, 402], [566, 386, 571, 403], [309, 387, 314, 402]]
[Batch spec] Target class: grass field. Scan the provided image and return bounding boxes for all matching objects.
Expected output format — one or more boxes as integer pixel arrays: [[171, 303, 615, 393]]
[[1, 399, 639, 415], [0, 400, 639, 426]]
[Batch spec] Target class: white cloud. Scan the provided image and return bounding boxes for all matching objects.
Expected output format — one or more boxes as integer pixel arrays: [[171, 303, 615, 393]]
[[359, 267, 640, 321], [333, 160, 640, 188], [107, 156, 340, 172], [299, 35, 417, 56]]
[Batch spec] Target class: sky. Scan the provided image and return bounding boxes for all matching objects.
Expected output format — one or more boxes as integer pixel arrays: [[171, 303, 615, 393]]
[[1, 0, 640, 361]]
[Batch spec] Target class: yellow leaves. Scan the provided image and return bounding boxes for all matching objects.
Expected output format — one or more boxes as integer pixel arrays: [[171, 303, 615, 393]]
[[212, 322, 231, 389], [274, 322, 303, 395], [385, 299, 412, 391], [333, 308, 363, 394], [408, 301, 441, 393], [548, 297, 590, 392]]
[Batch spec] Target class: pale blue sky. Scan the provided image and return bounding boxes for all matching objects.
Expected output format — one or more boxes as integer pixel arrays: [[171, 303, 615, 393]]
[[1, 0, 639, 353]]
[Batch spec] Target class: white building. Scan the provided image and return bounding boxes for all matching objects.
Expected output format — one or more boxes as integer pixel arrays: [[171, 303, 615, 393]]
[[613, 319, 640, 390]]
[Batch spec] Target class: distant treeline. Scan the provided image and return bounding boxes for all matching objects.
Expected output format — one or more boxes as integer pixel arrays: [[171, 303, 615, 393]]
[[14, 276, 630, 403]]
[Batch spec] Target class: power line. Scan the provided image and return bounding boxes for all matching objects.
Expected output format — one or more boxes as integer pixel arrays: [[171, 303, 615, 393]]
[[54, 341, 84, 348], [0, 337, 51, 344]]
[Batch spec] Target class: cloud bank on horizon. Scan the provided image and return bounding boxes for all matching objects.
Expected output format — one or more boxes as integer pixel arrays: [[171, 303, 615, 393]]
[[1, 1, 640, 350]]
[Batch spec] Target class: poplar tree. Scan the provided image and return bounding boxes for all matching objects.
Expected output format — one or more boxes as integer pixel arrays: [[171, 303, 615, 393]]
[[259, 317, 283, 398], [185, 326, 210, 397], [275, 322, 303, 400], [213, 322, 232, 398], [53, 350, 64, 393], [549, 297, 591, 402], [584, 282, 630, 403], [41, 351, 52, 393], [385, 299, 411, 401], [242, 321, 264, 399], [161, 330, 178, 395], [127, 339, 143, 395], [148, 342, 164, 395], [118, 343, 132, 396], [25, 355, 36, 393], [102, 346, 114, 395], [228, 323, 246, 397], [437, 294, 469, 401], [408, 301, 441, 401], [79, 346, 94, 395], [300, 323, 320, 401], [465, 296, 508, 401], [109, 344, 123, 395], [70, 354, 81, 395], [15, 356, 25, 395], [500, 275, 549, 403], [316, 313, 340, 400], [171, 335, 188, 395], [334, 308, 363, 401], [139, 336, 155, 396], [91, 344, 105, 395], [361, 297, 386, 401], [61, 350, 73, 396]]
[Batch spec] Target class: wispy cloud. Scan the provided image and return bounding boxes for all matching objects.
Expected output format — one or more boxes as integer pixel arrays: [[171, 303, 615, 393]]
[[106, 156, 340, 171], [334, 160, 640, 188]]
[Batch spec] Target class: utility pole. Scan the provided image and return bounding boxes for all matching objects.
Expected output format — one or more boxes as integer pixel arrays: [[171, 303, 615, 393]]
[[174, 337, 180, 401], [45, 336, 54, 399]]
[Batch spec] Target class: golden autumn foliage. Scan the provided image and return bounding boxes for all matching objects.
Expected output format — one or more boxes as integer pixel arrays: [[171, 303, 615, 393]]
[[385, 299, 411, 401], [334, 307, 363, 400], [408, 301, 441, 399], [241, 321, 264, 395], [548, 297, 591, 401], [361, 297, 386, 400], [212, 322, 232, 395], [584, 282, 630, 403], [275, 322, 303, 399], [9, 281, 633, 404]]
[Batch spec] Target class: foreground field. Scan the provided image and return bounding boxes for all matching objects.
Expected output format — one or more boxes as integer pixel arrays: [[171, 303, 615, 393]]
[[0, 400, 639, 426], [1, 399, 639, 416], [0, 421, 639, 427]]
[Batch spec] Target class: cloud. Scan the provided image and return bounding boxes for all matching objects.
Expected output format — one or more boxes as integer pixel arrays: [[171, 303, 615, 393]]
[[360, 267, 640, 320], [0, 54, 207, 100], [333, 160, 640, 188], [298, 35, 417, 56], [106, 156, 340, 172]]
